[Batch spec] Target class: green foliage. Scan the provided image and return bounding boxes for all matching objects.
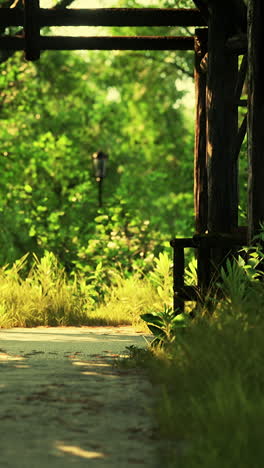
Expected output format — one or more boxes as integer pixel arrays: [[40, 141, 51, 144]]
[[145, 312, 264, 468], [141, 305, 190, 346], [0, 251, 93, 327], [0, 2, 194, 272], [149, 252, 173, 306], [124, 244, 264, 467], [0, 249, 174, 330]]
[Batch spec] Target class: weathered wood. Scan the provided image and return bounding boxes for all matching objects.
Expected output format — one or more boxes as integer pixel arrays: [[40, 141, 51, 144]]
[[192, 0, 209, 23], [207, 2, 239, 236], [0, 35, 195, 51], [247, 0, 264, 239], [193, 232, 247, 248], [24, 0, 40, 61], [196, 0, 247, 31], [207, 2, 239, 273], [0, 8, 206, 27], [226, 33, 247, 54], [170, 238, 195, 248], [194, 28, 208, 235], [194, 29, 211, 296]]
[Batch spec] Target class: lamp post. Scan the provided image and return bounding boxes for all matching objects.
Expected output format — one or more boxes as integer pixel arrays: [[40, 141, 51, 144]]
[[91, 151, 108, 208]]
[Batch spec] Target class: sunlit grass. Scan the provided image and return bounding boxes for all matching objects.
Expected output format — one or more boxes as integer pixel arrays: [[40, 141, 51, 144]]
[[0, 251, 171, 329], [145, 312, 264, 468], [126, 256, 264, 468]]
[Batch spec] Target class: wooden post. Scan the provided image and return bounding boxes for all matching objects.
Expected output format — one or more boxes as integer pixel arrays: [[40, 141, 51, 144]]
[[247, 0, 264, 240], [173, 247, 185, 315], [194, 28, 208, 235], [206, 1, 239, 269], [194, 28, 211, 294], [24, 0, 40, 61]]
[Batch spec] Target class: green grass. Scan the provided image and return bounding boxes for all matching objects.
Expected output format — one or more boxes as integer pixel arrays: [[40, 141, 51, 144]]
[[0, 251, 171, 329], [122, 254, 264, 468], [123, 312, 264, 467]]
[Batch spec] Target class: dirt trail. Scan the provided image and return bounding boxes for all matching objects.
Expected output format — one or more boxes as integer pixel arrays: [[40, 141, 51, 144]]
[[0, 326, 159, 468]]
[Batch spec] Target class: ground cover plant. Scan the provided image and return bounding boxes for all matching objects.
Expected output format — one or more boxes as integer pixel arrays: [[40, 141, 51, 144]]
[[124, 244, 264, 468]]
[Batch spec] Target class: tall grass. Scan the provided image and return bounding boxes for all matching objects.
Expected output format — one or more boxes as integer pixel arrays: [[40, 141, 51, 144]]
[[0, 250, 173, 328], [132, 251, 264, 468], [0, 252, 92, 327]]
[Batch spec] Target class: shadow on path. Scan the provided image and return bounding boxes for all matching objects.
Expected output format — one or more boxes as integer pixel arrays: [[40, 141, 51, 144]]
[[0, 327, 158, 468]]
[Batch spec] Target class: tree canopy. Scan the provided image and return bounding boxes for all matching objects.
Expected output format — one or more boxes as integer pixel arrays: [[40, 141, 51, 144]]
[[0, 0, 196, 276]]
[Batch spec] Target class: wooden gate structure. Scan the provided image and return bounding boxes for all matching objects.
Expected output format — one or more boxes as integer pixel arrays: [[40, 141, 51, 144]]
[[0, 0, 263, 313]]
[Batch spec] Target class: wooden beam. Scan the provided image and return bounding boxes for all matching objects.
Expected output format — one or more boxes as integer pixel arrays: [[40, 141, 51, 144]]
[[206, 2, 239, 271], [192, 0, 209, 23], [24, 0, 40, 61], [207, 2, 239, 235], [247, 0, 264, 239], [0, 8, 206, 27], [194, 28, 210, 293], [195, 0, 247, 31], [194, 28, 208, 235], [0, 35, 195, 51]]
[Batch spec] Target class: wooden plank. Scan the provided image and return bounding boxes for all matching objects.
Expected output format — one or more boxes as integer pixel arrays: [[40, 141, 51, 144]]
[[247, 0, 264, 239], [24, 0, 40, 61], [42, 36, 195, 51], [192, 0, 209, 23], [207, 1, 239, 236], [0, 37, 24, 50], [193, 233, 247, 248], [170, 238, 195, 248], [194, 28, 208, 235], [39, 8, 206, 27], [0, 35, 195, 51], [0, 8, 206, 27], [0, 8, 22, 26]]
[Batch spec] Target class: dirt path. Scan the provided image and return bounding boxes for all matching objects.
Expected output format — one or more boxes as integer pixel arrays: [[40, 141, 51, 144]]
[[0, 327, 159, 468]]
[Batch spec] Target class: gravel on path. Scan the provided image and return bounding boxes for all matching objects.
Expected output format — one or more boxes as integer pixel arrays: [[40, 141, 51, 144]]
[[0, 326, 159, 468]]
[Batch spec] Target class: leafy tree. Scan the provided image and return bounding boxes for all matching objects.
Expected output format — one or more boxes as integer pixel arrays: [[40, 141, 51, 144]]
[[0, 0, 196, 275]]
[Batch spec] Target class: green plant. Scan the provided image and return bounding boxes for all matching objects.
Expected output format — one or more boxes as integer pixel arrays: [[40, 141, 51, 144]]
[[149, 252, 173, 307], [141, 305, 190, 346]]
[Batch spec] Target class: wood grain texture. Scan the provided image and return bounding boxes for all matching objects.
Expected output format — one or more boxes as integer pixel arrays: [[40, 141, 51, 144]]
[[247, 0, 264, 239]]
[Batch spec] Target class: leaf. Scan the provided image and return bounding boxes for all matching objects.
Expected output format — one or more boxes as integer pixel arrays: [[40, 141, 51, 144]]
[[24, 184, 32, 193], [29, 226, 36, 237], [140, 313, 164, 327], [147, 325, 167, 338]]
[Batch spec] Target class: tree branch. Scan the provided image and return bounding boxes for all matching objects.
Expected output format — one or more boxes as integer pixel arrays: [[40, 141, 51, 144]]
[[124, 52, 193, 78]]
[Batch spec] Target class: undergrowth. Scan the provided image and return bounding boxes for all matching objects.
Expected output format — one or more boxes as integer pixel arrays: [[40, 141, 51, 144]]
[[121, 244, 264, 468], [0, 250, 173, 328]]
